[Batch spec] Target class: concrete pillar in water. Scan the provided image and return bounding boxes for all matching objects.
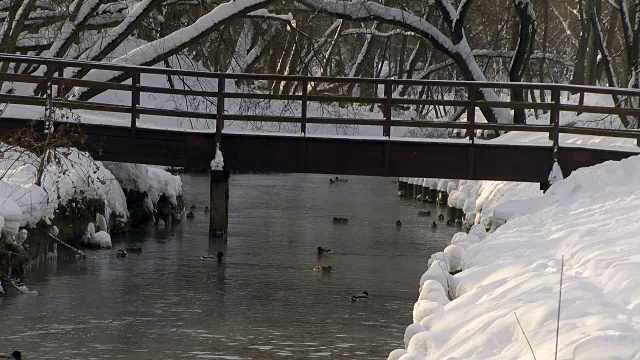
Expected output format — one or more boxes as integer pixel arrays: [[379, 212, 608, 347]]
[[209, 169, 230, 239], [404, 178, 413, 198], [438, 191, 449, 206], [446, 206, 456, 221]]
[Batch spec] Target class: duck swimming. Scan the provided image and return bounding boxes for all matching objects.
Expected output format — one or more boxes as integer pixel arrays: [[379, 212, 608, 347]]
[[418, 210, 431, 216], [125, 247, 142, 253], [446, 219, 454, 226], [431, 221, 437, 228], [438, 214, 445, 220], [313, 265, 333, 273], [186, 211, 195, 219], [190, 205, 196, 211], [351, 291, 369, 301], [396, 220, 402, 227], [204, 206, 209, 213], [117, 249, 127, 258], [317, 246, 334, 254], [333, 217, 348, 224]]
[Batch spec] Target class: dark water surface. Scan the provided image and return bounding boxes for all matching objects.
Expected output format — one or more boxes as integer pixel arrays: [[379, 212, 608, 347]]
[[0, 174, 459, 359]]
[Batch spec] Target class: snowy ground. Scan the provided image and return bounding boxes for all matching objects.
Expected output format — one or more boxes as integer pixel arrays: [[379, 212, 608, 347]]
[[393, 155, 640, 359]]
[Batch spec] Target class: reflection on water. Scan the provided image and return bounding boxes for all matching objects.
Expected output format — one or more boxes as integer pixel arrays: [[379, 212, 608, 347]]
[[0, 173, 460, 359]]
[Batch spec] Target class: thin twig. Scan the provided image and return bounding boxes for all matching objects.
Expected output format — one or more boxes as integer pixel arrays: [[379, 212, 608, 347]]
[[0, 250, 27, 258], [554, 255, 564, 360], [47, 233, 85, 258], [514, 312, 537, 360]]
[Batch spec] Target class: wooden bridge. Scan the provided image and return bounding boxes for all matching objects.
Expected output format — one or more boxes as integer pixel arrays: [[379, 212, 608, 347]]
[[1, 54, 640, 184]]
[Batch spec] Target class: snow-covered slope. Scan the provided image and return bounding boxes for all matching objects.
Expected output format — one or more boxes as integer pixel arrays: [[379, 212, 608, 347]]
[[394, 155, 640, 359]]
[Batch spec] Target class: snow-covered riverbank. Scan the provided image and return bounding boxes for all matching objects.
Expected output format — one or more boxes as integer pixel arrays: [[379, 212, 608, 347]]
[[392, 155, 640, 359], [0, 145, 183, 273]]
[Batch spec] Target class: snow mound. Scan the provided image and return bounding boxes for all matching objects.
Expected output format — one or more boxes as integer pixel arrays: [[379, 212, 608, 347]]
[[418, 280, 449, 305], [85, 231, 112, 249], [406, 331, 445, 357], [404, 323, 425, 349], [104, 162, 183, 207], [0, 197, 22, 235], [387, 349, 409, 360], [211, 146, 224, 170], [147, 167, 183, 206], [413, 300, 444, 324], [443, 245, 464, 271]]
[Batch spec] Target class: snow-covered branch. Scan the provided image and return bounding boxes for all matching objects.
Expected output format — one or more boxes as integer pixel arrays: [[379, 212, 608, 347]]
[[74, 0, 272, 100]]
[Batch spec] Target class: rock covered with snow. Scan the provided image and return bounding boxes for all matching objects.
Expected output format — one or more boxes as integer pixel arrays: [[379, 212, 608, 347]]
[[397, 353, 425, 360], [468, 224, 487, 239], [443, 245, 464, 271], [0, 197, 21, 235], [418, 280, 449, 305], [413, 300, 444, 324], [404, 323, 425, 348], [406, 331, 445, 357], [82, 230, 112, 249], [96, 213, 108, 232], [387, 349, 409, 360], [104, 162, 183, 224], [420, 260, 454, 292], [446, 181, 457, 194]]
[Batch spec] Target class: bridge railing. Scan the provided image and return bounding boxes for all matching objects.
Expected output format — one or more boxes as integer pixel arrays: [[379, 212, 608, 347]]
[[1, 53, 639, 150]]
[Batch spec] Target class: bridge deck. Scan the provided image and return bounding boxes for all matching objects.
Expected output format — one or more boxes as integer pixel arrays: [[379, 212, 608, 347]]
[[1, 118, 635, 183]]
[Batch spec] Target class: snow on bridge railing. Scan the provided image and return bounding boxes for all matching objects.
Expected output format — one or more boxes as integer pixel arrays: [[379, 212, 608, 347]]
[[0, 52, 639, 150]]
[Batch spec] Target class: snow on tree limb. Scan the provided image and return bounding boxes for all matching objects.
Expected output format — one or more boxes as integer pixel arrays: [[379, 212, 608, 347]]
[[80, 0, 164, 63], [295, 0, 454, 53], [74, 0, 272, 101], [41, 0, 101, 59]]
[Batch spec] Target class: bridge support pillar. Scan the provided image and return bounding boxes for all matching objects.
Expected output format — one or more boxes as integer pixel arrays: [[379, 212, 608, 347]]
[[209, 169, 230, 239]]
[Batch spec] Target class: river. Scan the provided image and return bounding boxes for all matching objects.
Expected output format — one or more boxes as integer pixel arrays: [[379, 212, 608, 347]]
[[0, 173, 459, 359]]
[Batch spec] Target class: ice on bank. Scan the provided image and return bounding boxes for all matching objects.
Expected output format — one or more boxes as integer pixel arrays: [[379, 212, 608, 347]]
[[392, 154, 640, 359]]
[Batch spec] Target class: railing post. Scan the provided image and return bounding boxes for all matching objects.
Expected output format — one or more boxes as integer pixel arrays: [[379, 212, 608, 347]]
[[131, 70, 140, 137], [383, 82, 392, 138], [56, 67, 64, 98], [301, 78, 308, 136], [45, 62, 54, 133], [550, 87, 561, 161], [467, 84, 477, 179], [216, 74, 225, 147], [467, 84, 477, 144]]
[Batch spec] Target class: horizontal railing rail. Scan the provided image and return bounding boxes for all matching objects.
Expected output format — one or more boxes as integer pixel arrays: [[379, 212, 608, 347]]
[[1, 53, 639, 151]]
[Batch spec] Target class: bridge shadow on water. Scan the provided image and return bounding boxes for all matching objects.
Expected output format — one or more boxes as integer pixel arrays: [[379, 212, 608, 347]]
[[0, 173, 461, 359]]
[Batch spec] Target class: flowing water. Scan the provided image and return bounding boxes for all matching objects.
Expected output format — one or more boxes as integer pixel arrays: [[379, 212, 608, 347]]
[[0, 174, 460, 359]]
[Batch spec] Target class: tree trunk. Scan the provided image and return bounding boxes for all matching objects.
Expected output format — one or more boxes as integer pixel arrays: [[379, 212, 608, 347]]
[[510, 0, 537, 125], [571, 0, 590, 85]]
